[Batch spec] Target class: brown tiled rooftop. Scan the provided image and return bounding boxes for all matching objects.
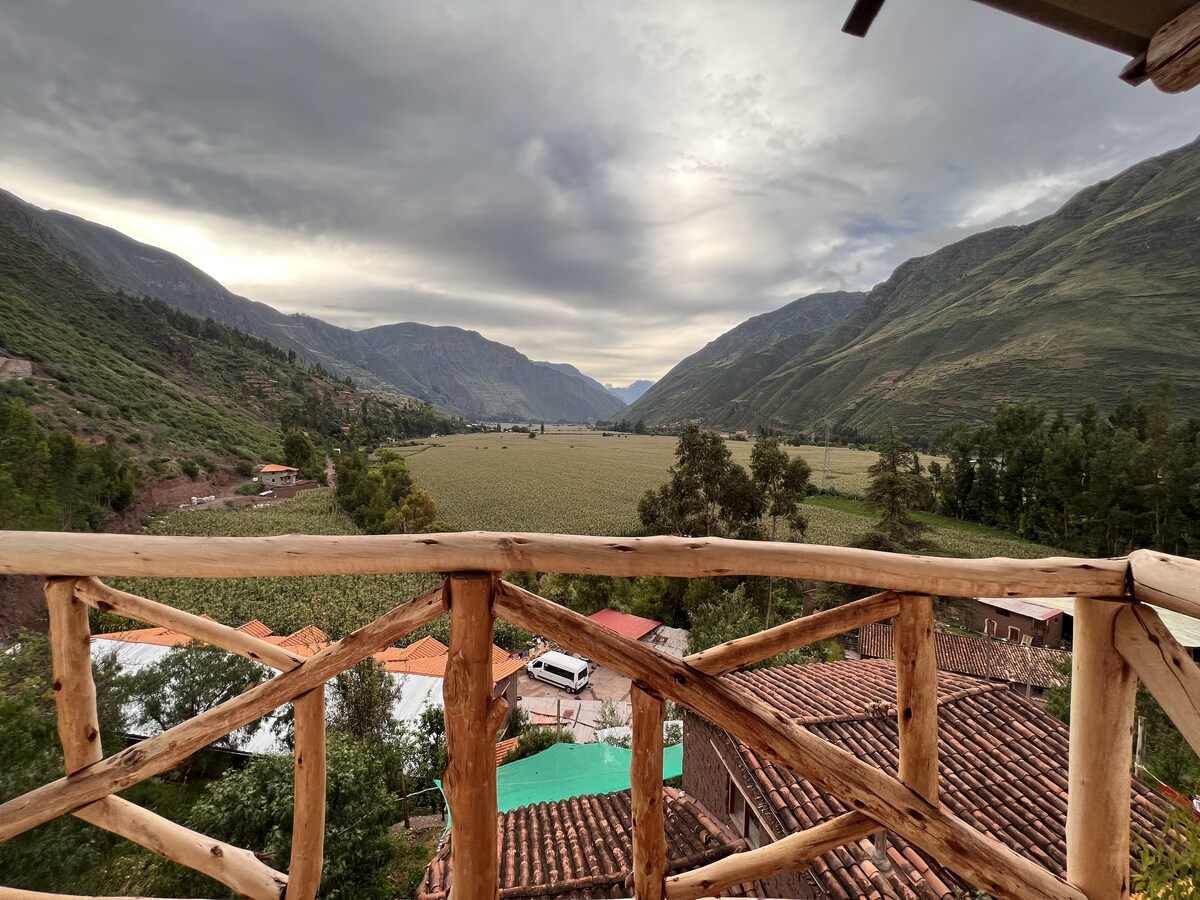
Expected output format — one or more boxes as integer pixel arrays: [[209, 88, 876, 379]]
[[858, 622, 1071, 689], [707, 659, 1173, 899], [417, 788, 762, 899]]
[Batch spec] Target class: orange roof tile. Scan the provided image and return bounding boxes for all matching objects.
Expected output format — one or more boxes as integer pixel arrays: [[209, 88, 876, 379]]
[[494, 737, 520, 766], [236, 619, 273, 638], [280, 625, 329, 648], [260, 464, 299, 473]]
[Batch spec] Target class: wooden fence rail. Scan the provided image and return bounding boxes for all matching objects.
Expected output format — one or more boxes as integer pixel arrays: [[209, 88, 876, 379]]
[[0, 530, 1196, 900]]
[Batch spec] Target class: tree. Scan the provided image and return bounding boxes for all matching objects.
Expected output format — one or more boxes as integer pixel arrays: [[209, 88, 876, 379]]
[[329, 658, 403, 744], [864, 427, 930, 549], [123, 642, 265, 753], [750, 436, 814, 626], [639, 424, 763, 538], [281, 430, 322, 481]]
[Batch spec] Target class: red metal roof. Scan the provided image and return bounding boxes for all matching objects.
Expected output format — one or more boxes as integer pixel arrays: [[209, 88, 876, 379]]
[[587, 608, 660, 641], [977, 597, 1064, 621]]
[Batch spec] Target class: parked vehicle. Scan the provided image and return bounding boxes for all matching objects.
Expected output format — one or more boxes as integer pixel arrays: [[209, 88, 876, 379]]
[[526, 650, 590, 693]]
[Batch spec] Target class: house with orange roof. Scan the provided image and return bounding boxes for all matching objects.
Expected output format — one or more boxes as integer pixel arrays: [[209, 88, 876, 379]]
[[258, 463, 300, 486], [91, 619, 523, 753]]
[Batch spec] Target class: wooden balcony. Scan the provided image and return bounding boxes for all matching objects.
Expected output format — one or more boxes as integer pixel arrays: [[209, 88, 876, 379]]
[[0, 531, 1197, 900]]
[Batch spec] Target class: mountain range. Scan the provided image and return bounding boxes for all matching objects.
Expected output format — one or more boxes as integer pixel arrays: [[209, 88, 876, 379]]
[[0, 189, 625, 423], [628, 137, 1200, 437]]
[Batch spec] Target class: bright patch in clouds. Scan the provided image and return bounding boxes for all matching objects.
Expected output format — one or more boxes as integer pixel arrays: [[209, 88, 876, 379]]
[[0, 1, 1197, 384]]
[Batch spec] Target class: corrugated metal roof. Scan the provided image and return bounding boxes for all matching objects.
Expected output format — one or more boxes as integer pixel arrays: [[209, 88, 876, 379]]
[[587, 608, 661, 641], [977, 596, 1064, 621], [1021, 597, 1200, 648]]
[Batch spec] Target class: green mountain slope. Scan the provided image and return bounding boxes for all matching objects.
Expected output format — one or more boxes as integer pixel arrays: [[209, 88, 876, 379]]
[[0, 223, 424, 464], [641, 137, 1200, 437], [625, 291, 865, 425], [0, 189, 624, 422], [359, 324, 627, 421]]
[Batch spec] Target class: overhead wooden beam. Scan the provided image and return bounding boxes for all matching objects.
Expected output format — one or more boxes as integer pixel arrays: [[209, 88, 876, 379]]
[[686, 591, 900, 676], [843, 0, 887, 37], [0, 530, 1129, 599], [1147, 1, 1200, 93]]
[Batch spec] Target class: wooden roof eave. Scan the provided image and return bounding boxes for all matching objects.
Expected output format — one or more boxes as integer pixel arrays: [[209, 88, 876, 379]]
[[842, 0, 1200, 92]]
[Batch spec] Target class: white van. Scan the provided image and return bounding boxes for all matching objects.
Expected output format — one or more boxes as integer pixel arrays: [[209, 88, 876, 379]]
[[526, 650, 590, 693]]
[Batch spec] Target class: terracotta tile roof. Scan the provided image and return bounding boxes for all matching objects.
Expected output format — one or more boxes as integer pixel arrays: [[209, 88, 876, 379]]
[[495, 737, 520, 766], [710, 659, 1173, 899], [417, 788, 762, 899], [235, 619, 273, 638], [588, 608, 661, 641], [259, 464, 299, 473], [98, 619, 516, 683], [279, 625, 330, 648], [859, 623, 1070, 689]]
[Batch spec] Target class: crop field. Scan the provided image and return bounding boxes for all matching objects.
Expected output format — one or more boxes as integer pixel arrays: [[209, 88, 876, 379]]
[[401, 431, 1060, 559], [107, 490, 444, 638]]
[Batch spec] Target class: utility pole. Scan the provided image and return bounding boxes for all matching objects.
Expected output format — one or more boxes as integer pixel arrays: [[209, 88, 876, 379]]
[[822, 421, 832, 493]]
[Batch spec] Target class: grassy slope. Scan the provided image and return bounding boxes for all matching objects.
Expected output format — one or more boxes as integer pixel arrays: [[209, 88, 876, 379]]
[[656, 139, 1200, 437], [0, 224, 327, 462]]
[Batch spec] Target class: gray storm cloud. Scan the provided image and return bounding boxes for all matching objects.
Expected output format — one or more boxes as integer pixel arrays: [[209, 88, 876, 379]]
[[0, 0, 1197, 383]]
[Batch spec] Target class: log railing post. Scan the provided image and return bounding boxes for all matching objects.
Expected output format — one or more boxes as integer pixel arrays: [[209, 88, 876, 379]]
[[1067, 597, 1136, 900], [895, 593, 939, 803], [444, 573, 500, 900], [631, 686, 666, 900], [287, 688, 326, 900], [46, 577, 101, 771]]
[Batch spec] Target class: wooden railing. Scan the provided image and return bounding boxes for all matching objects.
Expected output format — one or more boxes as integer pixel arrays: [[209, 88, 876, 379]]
[[0, 532, 1198, 900]]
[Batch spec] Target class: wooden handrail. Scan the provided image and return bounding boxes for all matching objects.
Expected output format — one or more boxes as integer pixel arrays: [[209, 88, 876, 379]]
[[686, 590, 900, 675], [0, 531, 1127, 597], [1, 535, 1198, 900], [494, 580, 1087, 900]]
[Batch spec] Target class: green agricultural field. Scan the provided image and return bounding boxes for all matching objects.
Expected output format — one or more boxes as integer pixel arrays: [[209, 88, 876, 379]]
[[402, 431, 1058, 558], [107, 490, 443, 638]]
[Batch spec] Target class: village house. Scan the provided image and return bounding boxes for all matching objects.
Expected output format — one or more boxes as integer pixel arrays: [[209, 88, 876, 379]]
[[858, 622, 1071, 698], [258, 463, 300, 487], [682, 659, 1175, 898], [970, 596, 1066, 647], [91, 622, 524, 752], [417, 787, 762, 899]]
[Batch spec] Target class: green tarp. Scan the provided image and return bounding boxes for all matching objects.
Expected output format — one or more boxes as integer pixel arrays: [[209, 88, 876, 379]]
[[438, 740, 685, 817]]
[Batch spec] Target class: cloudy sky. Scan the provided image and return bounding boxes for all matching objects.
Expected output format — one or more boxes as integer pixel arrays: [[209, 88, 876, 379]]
[[1, 1, 1197, 385]]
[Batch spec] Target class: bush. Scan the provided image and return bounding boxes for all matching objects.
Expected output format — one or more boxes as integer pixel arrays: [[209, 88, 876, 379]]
[[501, 727, 575, 764], [178, 458, 200, 479]]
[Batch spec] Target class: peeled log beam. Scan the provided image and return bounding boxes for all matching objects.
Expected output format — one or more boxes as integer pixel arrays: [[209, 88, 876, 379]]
[[895, 594, 939, 803], [1147, 1, 1200, 93], [443, 574, 499, 900], [1128, 550, 1200, 620], [687, 591, 900, 675], [46, 578, 101, 770], [77, 578, 304, 671], [0, 584, 446, 844], [287, 689, 326, 900], [75, 797, 287, 900], [494, 581, 1085, 900], [631, 687, 666, 900], [1114, 604, 1200, 758], [1066, 598, 1136, 900], [664, 811, 875, 900], [0, 531, 1127, 598]]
